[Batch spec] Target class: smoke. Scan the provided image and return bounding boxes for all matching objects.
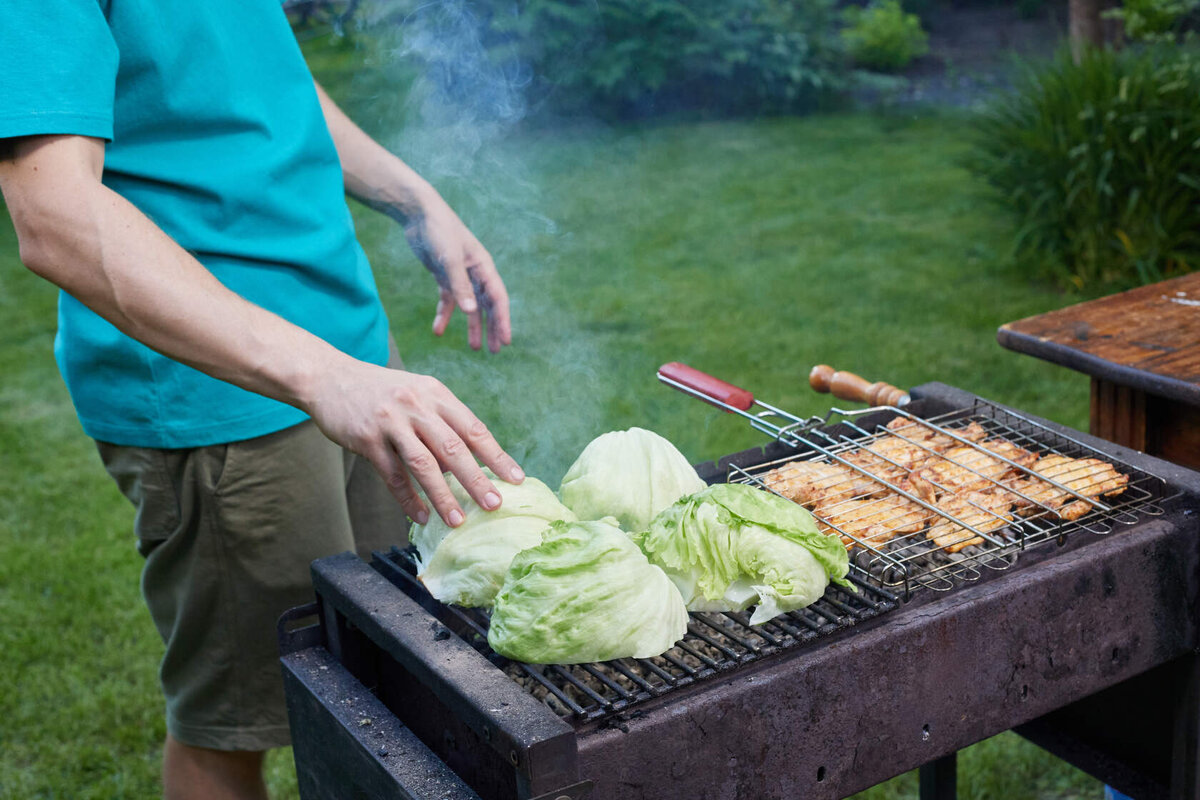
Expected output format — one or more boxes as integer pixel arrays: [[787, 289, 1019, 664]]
[[353, 1, 612, 481]]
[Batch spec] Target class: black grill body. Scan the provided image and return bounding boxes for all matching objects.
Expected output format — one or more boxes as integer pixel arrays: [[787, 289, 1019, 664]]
[[280, 383, 1200, 800]]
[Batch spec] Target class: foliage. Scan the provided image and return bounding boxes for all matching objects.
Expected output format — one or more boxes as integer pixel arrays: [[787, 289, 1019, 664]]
[[1106, 0, 1200, 42], [968, 45, 1200, 288], [415, 0, 850, 119], [842, 0, 931, 72]]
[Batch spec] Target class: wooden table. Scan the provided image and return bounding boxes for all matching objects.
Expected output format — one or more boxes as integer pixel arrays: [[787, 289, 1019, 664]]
[[998, 272, 1200, 471]]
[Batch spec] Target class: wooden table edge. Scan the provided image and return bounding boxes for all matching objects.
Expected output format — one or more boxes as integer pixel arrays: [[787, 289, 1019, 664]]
[[996, 325, 1200, 408]]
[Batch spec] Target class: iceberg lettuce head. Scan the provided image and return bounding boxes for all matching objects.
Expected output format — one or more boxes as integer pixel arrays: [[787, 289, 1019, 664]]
[[634, 483, 850, 624], [411, 470, 575, 608], [559, 427, 705, 532], [487, 519, 689, 664]]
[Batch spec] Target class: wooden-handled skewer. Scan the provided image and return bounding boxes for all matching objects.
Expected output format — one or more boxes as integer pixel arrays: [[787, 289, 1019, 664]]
[[809, 365, 911, 407]]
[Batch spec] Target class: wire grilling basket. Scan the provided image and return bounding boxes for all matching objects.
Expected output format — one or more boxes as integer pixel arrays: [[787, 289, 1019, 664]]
[[658, 363, 1176, 595]]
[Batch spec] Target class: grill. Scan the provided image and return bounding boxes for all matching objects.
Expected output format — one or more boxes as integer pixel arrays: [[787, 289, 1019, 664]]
[[373, 546, 898, 723], [280, 382, 1200, 800]]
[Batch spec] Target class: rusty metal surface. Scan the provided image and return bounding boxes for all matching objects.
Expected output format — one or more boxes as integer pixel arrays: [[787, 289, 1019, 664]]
[[571, 509, 1200, 799]]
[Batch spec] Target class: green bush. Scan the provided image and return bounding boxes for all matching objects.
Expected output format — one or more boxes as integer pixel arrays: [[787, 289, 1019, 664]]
[[455, 0, 848, 118], [1105, 0, 1200, 42], [968, 45, 1200, 288], [841, 0, 930, 72]]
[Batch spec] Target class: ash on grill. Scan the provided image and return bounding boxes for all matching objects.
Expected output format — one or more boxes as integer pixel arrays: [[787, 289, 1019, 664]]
[[728, 400, 1170, 593], [374, 549, 897, 722]]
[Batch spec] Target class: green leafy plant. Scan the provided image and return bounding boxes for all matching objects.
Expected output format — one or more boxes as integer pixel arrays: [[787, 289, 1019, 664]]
[[841, 0, 930, 72], [968, 45, 1200, 288], [1106, 0, 1200, 42], [441, 0, 849, 118]]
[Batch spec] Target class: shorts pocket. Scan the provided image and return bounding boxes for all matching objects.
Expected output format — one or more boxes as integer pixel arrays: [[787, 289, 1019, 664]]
[[96, 443, 184, 554]]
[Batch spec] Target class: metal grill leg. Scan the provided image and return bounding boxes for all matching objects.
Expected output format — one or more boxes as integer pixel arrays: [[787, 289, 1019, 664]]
[[919, 753, 957, 800], [1171, 653, 1200, 800]]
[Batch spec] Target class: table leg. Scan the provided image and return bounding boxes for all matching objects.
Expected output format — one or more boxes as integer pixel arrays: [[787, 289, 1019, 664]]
[[919, 753, 957, 800], [1090, 378, 1147, 452]]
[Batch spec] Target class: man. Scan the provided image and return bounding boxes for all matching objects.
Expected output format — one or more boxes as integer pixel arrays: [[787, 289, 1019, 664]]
[[0, 1, 522, 797]]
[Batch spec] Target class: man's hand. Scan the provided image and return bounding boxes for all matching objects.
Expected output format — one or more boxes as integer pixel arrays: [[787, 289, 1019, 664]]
[[304, 358, 524, 526], [312, 82, 513, 353], [403, 192, 512, 354]]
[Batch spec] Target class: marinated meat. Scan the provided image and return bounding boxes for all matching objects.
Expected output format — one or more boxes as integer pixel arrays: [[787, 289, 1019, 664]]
[[885, 418, 988, 452], [926, 491, 1015, 553], [1002, 455, 1129, 520], [765, 418, 1127, 558], [760, 460, 872, 507], [842, 435, 937, 482], [917, 446, 1007, 494], [916, 438, 1038, 495], [815, 493, 928, 548]]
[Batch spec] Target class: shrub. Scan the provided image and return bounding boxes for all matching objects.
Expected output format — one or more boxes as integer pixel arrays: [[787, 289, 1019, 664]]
[[1106, 0, 1200, 43], [439, 0, 849, 119], [841, 0, 930, 73], [968, 45, 1200, 288]]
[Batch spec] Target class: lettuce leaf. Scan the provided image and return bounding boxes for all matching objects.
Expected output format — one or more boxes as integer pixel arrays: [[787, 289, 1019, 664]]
[[634, 483, 850, 624], [488, 519, 689, 664], [411, 470, 575, 608], [559, 427, 706, 532]]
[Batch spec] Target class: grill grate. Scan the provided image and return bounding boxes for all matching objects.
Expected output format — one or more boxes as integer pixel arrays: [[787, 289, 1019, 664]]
[[371, 548, 898, 723], [730, 397, 1177, 595]]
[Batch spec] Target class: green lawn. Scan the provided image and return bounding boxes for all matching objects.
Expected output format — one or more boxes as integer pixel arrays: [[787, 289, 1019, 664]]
[[0, 32, 1102, 800]]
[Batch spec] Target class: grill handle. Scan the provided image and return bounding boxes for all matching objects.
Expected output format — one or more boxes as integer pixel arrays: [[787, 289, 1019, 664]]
[[809, 364, 911, 407], [658, 362, 755, 411]]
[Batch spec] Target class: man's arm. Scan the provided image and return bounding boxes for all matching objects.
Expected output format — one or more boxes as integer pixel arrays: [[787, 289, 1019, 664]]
[[313, 82, 512, 354], [0, 134, 523, 526]]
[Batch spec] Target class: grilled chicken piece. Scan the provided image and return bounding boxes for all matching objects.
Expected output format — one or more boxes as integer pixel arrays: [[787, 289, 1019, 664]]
[[1002, 455, 1129, 520], [815, 493, 928, 548], [917, 446, 1008, 494], [760, 460, 874, 507], [926, 491, 1015, 553], [885, 417, 990, 454], [841, 433, 940, 485], [916, 438, 1038, 495], [980, 439, 1039, 471]]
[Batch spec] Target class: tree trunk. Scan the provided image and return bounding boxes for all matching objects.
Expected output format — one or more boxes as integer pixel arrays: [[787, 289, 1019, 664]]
[[1069, 0, 1104, 61], [1069, 0, 1124, 62]]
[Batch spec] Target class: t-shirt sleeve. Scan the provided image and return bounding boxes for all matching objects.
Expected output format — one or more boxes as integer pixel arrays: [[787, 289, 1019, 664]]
[[0, 0, 119, 140]]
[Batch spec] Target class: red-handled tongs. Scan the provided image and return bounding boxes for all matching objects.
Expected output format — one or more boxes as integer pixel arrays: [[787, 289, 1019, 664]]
[[657, 361, 909, 442], [656, 362, 824, 445]]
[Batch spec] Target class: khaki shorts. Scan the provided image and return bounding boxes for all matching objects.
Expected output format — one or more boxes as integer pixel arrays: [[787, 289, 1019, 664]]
[[97, 418, 409, 751]]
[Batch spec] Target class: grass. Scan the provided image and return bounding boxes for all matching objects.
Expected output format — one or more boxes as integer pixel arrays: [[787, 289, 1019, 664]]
[[0, 30, 1102, 800]]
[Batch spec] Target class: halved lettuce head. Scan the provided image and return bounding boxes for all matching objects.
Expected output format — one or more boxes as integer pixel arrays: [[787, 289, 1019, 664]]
[[488, 519, 689, 664], [634, 483, 851, 625], [410, 470, 575, 608], [559, 427, 706, 532]]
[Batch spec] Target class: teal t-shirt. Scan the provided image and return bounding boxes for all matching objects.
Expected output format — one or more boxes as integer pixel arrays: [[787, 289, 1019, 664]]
[[0, 0, 390, 447]]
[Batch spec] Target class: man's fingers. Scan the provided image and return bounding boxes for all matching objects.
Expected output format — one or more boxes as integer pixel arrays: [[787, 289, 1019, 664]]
[[388, 430, 469, 526], [441, 252, 477, 315], [367, 445, 429, 525], [439, 397, 525, 486], [486, 307, 501, 354], [432, 289, 454, 337], [413, 414, 506, 514], [474, 262, 511, 350], [467, 308, 483, 351]]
